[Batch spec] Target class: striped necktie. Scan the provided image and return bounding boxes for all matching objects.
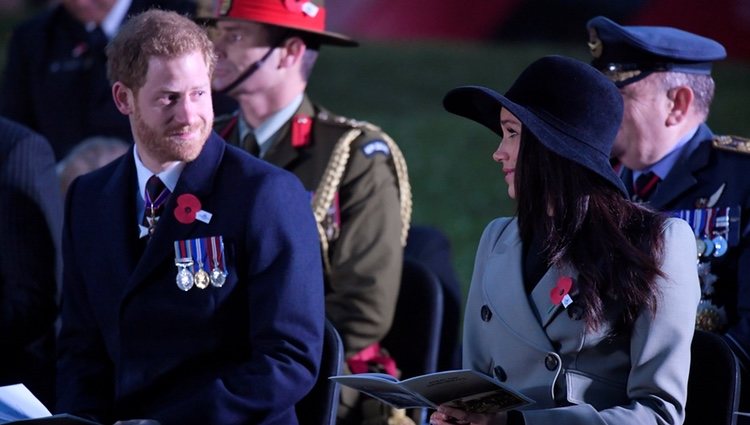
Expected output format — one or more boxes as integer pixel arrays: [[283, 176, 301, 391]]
[[242, 131, 260, 157], [632, 171, 661, 202], [142, 175, 171, 236]]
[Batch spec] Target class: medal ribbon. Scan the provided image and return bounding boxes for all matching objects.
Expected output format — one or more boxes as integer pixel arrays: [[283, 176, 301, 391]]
[[209, 236, 226, 274], [191, 238, 206, 273]]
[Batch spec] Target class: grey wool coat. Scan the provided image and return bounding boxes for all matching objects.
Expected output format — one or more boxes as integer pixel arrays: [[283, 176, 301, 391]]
[[463, 217, 700, 425]]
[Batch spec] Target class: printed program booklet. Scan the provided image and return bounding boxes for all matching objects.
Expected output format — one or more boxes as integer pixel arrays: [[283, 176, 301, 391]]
[[0, 384, 98, 424], [330, 369, 533, 413]]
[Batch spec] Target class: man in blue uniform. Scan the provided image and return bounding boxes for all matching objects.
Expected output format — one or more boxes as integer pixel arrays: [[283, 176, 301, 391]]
[[56, 10, 324, 424], [587, 15, 750, 412], [0, 0, 194, 160]]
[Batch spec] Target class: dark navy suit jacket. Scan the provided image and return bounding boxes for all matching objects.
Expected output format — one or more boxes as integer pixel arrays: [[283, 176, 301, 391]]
[[56, 133, 325, 424], [0, 117, 62, 407], [621, 123, 750, 366]]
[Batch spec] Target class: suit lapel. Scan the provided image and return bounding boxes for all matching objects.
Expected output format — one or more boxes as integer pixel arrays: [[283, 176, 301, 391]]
[[263, 96, 316, 169], [124, 133, 225, 295], [648, 125, 713, 210], [98, 150, 141, 285], [531, 267, 580, 328], [482, 221, 554, 351]]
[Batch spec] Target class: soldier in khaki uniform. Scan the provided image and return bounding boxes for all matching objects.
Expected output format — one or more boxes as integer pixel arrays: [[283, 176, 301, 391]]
[[201, 1, 411, 423]]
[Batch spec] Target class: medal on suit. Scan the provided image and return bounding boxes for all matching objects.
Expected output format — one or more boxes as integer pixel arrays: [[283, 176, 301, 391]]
[[175, 258, 195, 291], [192, 238, 210, 289], [208, 236, 228, 287], [174, 240, 196, 291]]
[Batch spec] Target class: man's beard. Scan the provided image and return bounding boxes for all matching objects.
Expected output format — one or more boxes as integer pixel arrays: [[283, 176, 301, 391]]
[[133, 106, 212, 164]]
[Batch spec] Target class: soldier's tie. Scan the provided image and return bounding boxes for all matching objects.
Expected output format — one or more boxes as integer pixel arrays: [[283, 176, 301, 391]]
[[142, 175, 171, 236], [242, 131, 260, 157], [632, 171, 661, 202]]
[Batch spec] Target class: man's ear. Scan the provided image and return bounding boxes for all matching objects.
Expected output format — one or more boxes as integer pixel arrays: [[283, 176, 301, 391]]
[[112, 82, 134, 115], [666, 86, 694, 126], [279, 36, 306, 68]]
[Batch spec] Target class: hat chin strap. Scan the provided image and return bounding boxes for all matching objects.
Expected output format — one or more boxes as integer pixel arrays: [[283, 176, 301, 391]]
[[216, 42, 280, 95]]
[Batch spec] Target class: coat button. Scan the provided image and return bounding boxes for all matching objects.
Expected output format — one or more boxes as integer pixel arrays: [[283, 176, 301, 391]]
[[493, 365, 507, 382], [480, 305, 492, 322], [545, 353, 559, 371]]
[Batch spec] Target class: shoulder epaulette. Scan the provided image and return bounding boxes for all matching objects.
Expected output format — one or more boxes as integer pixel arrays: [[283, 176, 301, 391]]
[[311, 114, 412, 276], [713, 135, 750, 155], [315, 110, 375, 132]]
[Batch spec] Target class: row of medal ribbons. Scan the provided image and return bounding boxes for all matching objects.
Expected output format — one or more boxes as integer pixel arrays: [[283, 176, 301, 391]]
[[173, 236, 228, 291], [670, 206, 740, 259]]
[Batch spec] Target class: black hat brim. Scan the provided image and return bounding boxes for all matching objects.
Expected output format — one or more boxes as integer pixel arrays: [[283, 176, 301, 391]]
[[444, 86, 628, 197]]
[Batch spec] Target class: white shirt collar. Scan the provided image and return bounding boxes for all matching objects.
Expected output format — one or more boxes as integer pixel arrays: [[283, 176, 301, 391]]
[[238, 94, 304, 157], [133, 144, 185, 200], [85, 0, 131, 38], [634, 125, 699, 181]]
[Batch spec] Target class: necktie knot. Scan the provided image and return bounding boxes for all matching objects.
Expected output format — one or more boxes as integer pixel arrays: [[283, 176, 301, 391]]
[[143, 175, 171, 236], [632, 171, 661, 202], [242, 131, 260, 157]]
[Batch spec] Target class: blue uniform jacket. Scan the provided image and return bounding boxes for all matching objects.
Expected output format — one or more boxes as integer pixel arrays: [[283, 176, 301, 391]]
[[56, 133, 325, 424], [621, 123, 750, 366]]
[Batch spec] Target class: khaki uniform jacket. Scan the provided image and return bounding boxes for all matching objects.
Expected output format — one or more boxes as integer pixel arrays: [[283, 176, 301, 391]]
[[215, 96, 404, 356], [463, 217, 699, 425]]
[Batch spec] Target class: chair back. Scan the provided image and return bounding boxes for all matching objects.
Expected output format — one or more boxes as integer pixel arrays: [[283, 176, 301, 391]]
[[685, 329, 740, 425], [296, 319, 344, 425], [381, 258, 444, 423]]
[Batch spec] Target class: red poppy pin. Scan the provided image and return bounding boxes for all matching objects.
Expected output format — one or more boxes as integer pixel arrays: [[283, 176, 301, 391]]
[[174, 194, 214, 224], [550, 276, 573, 307], [174, 194, 200, 224]]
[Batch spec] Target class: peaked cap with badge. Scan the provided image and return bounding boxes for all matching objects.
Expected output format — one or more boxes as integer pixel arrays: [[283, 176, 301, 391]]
[[586, 16, 727, 87], [585, 17, 750, 387]]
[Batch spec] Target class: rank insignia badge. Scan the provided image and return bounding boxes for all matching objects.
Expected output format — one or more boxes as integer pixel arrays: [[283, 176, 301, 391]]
[[173, 236, 228, 291]]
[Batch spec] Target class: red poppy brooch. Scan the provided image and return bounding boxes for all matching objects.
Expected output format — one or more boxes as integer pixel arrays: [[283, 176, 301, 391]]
[[174, 194, 212, 224], [550, 276, 574, 308]]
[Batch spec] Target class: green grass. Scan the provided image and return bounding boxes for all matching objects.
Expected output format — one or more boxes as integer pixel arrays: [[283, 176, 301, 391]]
[[308, 40, 750, 295]]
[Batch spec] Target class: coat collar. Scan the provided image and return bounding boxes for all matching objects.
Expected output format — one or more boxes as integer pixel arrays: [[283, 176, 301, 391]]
[[263, 95, 316, 169], [98, 148, 141, 286], [623, 124, 714, 209], [124, 132, 225, 296], [481, 219, 580, 351]]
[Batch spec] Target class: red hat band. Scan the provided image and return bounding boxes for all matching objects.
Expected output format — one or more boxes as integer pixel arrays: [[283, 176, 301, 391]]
[[219, 0, 327, 34]]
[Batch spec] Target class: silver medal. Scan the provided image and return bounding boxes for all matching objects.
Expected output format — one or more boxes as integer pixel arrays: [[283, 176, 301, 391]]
[[175, 258, 195, 291], [210, 268, 226, 287]]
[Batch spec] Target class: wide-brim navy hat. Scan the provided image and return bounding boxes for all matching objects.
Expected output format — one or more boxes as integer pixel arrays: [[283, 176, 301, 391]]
[[443, 55, 627, 197], [586, 16, 726, 87]]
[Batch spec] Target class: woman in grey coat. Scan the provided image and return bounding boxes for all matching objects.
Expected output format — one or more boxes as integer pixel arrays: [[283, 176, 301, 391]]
[[433, 55, 699, 425]]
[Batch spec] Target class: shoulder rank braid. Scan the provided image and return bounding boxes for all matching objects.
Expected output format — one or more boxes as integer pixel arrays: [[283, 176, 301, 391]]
[[311, 118, 412, 276], [713, 135, 750, 155]]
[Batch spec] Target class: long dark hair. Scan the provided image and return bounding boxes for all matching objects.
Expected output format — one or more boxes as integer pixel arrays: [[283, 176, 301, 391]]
[[515, 130, 667, 332]]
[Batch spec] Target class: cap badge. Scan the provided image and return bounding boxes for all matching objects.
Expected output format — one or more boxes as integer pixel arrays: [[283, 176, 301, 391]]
[[219, 0, 232, 16], [587, 28, 603, 58], [284, 0, 320, 17]]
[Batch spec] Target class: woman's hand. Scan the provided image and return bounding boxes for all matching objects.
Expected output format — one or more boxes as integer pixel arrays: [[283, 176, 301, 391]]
[[429, 406, 507, 425]]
